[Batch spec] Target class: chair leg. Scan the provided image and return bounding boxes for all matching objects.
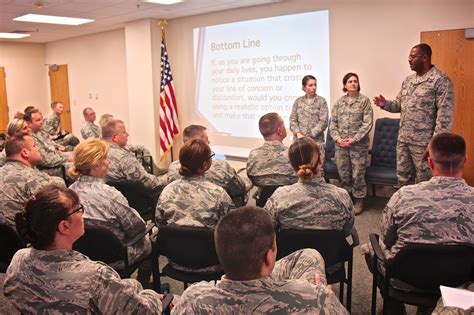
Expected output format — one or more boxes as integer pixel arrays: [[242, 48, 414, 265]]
[[152, 249, 161, 292], [371, 263, 377, 315], [347, 259, 353, 313], [339, 281, 344, 303]]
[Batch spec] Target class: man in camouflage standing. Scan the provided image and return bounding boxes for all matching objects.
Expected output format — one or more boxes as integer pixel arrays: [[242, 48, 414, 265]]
[[167, 125, 248, 206], [374, 43, 454, 187], [173, 206, 348, 314], [246, 113, 297, 203], [0, 135, 65, 228]]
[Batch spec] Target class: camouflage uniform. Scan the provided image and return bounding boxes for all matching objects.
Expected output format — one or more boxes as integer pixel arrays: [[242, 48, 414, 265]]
[[106, 143, 166, 190], [31, 129, 69, 168], [0, 150, 6, 167], [156, 175, 234, 228], [264, 176, 354, 235], [382, 66, 454, 186], [69, 175, 151, 266], [364, 176, 474, 260], [289, 95, 329, 151], [43, 111, 79, 149], [80, 120, 100, 140], [0, 160, 65, 228], [3, 248, 162, 314], [330, 93, 373, 198], [168, 159, 246, 203], [246, 140, 297, 189], [172, 249, 348, 314]]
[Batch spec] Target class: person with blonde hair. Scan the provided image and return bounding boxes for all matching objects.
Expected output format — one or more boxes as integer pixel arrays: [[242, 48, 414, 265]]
[[68, 139, 152, 285], [0, 118, 31, 167], [264, 137, 354, 235], [3, 185, 163, 314]]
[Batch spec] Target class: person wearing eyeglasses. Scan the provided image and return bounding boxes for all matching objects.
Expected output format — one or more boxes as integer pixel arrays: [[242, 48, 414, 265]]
[[3, 185, 163, 314], [68, 139, 152, 286], [156, 139, 235, 272], [264, 137, 354, 237]]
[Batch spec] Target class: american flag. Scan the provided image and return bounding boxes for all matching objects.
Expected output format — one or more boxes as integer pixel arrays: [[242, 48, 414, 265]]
[[159, 37, 180, 158]]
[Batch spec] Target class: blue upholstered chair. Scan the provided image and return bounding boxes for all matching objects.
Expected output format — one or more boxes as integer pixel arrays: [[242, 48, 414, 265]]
[[365, 118, 400, 196]]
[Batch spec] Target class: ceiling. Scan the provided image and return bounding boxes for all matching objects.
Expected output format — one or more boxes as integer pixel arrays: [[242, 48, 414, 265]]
[[0, 0, 283, 43]]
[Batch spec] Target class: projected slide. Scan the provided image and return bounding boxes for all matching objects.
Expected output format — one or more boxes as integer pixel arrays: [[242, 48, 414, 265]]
[[194, 11, 329, 139]]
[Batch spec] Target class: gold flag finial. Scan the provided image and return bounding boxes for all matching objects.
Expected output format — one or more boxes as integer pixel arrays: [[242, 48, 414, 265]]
[[158, 20, 168, 39]]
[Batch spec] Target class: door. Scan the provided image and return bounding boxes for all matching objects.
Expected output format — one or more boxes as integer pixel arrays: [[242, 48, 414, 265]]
[[0, 67, 9, 133], [421, 29, 474, 186], [48, 64, 72, 132]]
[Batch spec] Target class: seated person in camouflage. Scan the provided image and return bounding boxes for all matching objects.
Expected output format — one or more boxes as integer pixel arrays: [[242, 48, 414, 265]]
[[100, 114, 159, 174], [102, 119, 167, 189], [264, 137, 354, 235], [156, 139, 234, 272], [24, 109, 73, 177], [0, 118, 31, 167], [362, 132, 474, 264], [173, 206, 348, 314], [43, 101, 80, 150], [3, 185, 163, 314], [246, 112, 297, 198], [80, 107, 100, 140], [167, 125, 248, 206], [69, 139, 152, 286], [0, 135, 65, 228]]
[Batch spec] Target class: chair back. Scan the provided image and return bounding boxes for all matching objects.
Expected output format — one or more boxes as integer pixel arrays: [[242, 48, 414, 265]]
[[0, 221, 24, 272], [107, 180, 159, 221], [386, 243, 474, 291], [155, 225, 220, 269], [370, 118, 399, 168], [73, 226, 126, 264], [276, 229, 352, 265], [256, 185, 281, 207]]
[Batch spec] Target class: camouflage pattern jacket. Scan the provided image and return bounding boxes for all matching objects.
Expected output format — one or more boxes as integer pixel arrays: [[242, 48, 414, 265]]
[[4, 248, 162, 314], [69, 175, 151, 265], [264, 176, 354, 235], [0, 161, 65, 228], [290, 95, 329, 143], [81, 121, 100, 140], [383, 65, 454, 146], [380, 176, 474, 259], [246, 140, 297, 187]]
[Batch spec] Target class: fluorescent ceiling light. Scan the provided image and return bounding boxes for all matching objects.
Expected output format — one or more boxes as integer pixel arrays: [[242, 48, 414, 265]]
[[0, 32, 30, 39], [144, 0, 183, 4], [13, 14, 93, 26]]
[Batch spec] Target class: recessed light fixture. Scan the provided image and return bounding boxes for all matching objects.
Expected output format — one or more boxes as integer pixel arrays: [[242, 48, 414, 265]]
[[143, 0, 183, 4], [0, 32, 30, 39], [13, 14, 94, 26]]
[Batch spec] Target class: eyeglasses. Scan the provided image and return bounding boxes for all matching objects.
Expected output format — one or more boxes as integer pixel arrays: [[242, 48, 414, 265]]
[[208, 151, 215, 159], [62, 204, 85, 220]]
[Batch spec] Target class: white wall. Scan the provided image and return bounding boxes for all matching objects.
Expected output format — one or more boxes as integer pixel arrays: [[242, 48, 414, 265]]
[[165, 0, 474, 154], [0, 42, 49, 118], [45, 29, 129, 138]]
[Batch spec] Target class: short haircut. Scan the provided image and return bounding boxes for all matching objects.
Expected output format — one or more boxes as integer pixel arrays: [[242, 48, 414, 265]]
[[258, 112, 281, 137], [23, 109, 40, 122], [24, 106, 36, 114], [289, 137, 321, 181], [5, 134, 30, 157], [99, 114, 114, 129], [51, 101, 62, 109], [179, 138, 211, 177], [342, 72, 361, 92], [413, 43, 432, 58], [70, 139, 109, 178], [7, 118, 28, 137], [302, 75, 316, 87], [183, 125, 206, 142], [101, 119, 123, 139], [429, 132, 466, 172], [15, 185, 79, 250], [215, 206, 275, 280], [82, 107, 93, 117]]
